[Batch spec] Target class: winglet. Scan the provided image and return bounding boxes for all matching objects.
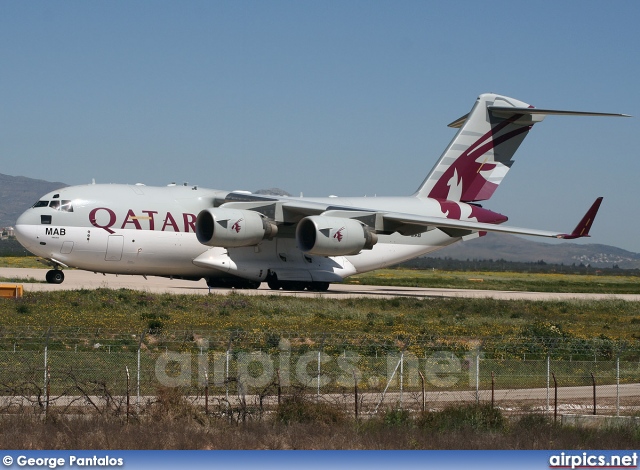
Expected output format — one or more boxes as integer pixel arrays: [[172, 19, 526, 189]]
[[557, 197, 603, 239]]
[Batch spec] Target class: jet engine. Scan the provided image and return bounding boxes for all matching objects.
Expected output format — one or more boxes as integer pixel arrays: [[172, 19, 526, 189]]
[[196, 208, 278, 247], [296, 216, 378, 256]]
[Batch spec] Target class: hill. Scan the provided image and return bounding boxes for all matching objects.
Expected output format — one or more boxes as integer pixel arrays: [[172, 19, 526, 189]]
[[431, 232, 640, 269], [0, 174, 68, 227]]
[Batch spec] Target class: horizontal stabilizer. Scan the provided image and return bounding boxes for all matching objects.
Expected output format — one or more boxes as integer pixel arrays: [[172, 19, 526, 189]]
[[489, 106, 631, 119]]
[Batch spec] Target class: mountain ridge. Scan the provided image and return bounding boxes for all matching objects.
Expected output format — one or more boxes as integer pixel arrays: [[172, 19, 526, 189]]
[[0, 173, 68, 228], [432, 232, 640, 269]]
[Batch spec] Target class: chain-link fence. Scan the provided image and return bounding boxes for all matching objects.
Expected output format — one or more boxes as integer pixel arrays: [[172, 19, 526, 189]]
[[0, 328, 638, 419]]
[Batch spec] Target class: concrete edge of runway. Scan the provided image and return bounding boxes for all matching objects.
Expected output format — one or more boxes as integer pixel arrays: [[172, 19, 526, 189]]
[[2, 267, 639, 301]]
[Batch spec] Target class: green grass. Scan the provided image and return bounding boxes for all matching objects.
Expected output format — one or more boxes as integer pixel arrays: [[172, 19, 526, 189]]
[[0, 257, 44, 268], [0, 289, 638, 348], [0, 290, 637, 405], [0, 276, 44, 283], [347, 268, 640, 294]]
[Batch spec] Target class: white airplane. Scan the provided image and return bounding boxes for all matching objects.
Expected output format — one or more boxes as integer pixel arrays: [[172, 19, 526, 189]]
[[14, 93, 629, 290]]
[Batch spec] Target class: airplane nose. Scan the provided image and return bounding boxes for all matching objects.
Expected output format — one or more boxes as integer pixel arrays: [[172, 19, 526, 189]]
[[14, 211, 37, 250]]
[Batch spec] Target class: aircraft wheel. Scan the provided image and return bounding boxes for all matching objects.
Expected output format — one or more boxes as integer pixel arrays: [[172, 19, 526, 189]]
[[266, 271, 282, 290], [280, 281, 306, 291], [206, 278, 261, 289], [206, 278, 227, 288], [46, 270, 64, 284], [239, 280, 261, 289], [309, 282, 330, 292]]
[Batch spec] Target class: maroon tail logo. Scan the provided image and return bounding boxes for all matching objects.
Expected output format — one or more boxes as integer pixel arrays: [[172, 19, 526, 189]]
[[428, 114, 530, 203], [333, 227, 346, 242], [231, 218, 243, 233]]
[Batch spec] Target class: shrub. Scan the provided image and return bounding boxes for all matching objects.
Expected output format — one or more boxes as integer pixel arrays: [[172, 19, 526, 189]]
[[15, 303, 30, 315], [417, 404, 506, 432], [382, 408, 412, 427], [151, 386, 200, 422], [274, 394, 345, 425], [512, 413, 552, 430]]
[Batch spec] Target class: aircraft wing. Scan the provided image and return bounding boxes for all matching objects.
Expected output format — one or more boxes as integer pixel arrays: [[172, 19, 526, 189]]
[[382, 200, 601, 240], [221, 192, 602, 240]]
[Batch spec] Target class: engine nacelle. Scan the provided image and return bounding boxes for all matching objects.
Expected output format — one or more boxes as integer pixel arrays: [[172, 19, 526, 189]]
[[296, 216, 378, 256], [196, 208, 277, 248]]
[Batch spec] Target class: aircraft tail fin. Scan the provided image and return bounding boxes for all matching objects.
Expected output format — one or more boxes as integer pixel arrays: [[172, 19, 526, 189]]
[[414, 93, 536, 202], [414, 94, 629, 203]]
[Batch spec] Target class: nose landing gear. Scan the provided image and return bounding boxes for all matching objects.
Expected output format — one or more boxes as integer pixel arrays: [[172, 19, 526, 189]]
[[45, 269, 65, 284]]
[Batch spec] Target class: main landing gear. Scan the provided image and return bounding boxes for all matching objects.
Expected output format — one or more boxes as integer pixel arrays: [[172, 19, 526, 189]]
[[45, 269, 65, 284], [266, 272, 330, 292], [205, 278, 261, 289]]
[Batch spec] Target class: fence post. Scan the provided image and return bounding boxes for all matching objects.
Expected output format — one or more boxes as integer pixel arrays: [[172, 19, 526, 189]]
[[316, 351, 321, 402], [552, 372, 558, 424], [204, 370, 209, 416], [43, 349, 48, 415], [399, 351, 404, 409], [317, 335, 326, 403], [125, 366, 130, 424], [45, 366, 50, 422], [475, 352, 480, 404], [137, 330, 145, 413], [353, 370, 358, 420], [616, 356, 620, 417], [225, 349, 230, 406], [590, 372, 596, 415], [374, 355, 402, 414], [419, 371, 426, 413], [226, 335, 233, 410], [491, 371, 495, 408], [43, 327, 51, 418], [276, 369, 281, 406], [546, 355, 550, 414]]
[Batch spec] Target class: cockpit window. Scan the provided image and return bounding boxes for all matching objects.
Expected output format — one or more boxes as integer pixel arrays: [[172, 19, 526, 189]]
[[60, 200, 73, 212], [31, 199, 73, 212]]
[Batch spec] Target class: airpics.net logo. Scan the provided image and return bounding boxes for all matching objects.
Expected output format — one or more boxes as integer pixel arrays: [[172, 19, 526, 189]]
[[549, 452, 638, 469], [153, 339, 481, 390]]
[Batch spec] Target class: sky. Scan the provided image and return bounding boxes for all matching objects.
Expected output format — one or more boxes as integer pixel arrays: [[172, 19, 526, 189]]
[[2, 1, 639, 252]]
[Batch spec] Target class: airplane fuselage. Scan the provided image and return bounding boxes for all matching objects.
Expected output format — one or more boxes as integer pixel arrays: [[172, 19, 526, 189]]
[[15, 183, 481, 286]]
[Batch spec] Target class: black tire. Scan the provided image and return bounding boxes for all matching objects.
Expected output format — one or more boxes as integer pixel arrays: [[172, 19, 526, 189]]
[[309, 282, 330, 292], [280, 281, 306, 291], [238, 280, 261, 289], [46, 270, 64, 284], [267, 278, 281, 290], [207, 278, 261, 289]]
